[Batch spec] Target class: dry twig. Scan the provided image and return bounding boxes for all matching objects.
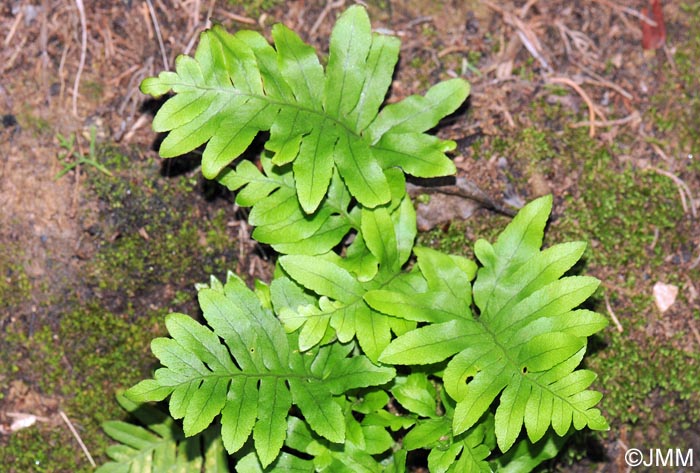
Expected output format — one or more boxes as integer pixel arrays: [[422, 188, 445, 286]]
[[582, 77, 634, 101], [310, 0, 346, 37], [59, 410, 95, 467], [591, 0, 658, 27], [484, 1, 552, 73], [72, 0, 87, 116], [547, 76, 606, 137], [604, 294, 624, 333], [146, 0, 169, 70], [688, 319, 700, 348], [554, 21, 599, 65], [214, 9, 257, 25], [643, 166, 697, 218], [570, 111, 640, 129], [3, 9, 23, 46]]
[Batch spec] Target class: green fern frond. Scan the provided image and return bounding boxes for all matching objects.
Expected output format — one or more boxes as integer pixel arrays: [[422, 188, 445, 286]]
[[141, 5, 468, 213], [125, 273, 394, 468], [217, 157, 355, 255], [368, 195, 609, 452], [275, 188, 419, 362], [285, 416, 405, 473], [97, 394, 228, 473]]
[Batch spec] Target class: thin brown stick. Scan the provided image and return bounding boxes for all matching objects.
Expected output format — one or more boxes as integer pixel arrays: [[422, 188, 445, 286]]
[[580, 66, 634, 100], [190, 0, 200, 32], [484, 1, 552, 72], [437, 45, 471, 58], [3, 9, 23, 46], [570, 111, 639, 129], [72, 0, 87, 117], [59, 410, 96, 467], [310, 0, 346, 37], [591, 0, 657, 27], [604, 294, 624, 333], [3, 35, 27, 74], [406, 178, 517, 217], [70, 163, 81, 219], [146, 0, 169, 70], [154, 0, 173, 24], [214, 9, 257, 25], [58, 44, 72, 101], [547, 77, 605, 137], [582, 78, 633, 100], [688, 319, 700, 348], [518, 0, 539, 18], [515, 29, 551, 72], [644, 166, 697, 218]]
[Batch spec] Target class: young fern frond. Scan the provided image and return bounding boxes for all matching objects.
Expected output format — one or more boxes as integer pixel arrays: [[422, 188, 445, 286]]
[[276, 186, 418, 362], [393, 373, 491, 473], [96, 394, 228, 473], [142, 5, 468, 214], [282, 415, 407, 473], [125, 273, 394, 468], [218, 158, 354, 255], [368, 196, 609, 451]]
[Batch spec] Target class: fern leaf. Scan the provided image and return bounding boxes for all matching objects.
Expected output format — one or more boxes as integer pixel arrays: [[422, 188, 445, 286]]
[[391, 373, 439, 419], [126, 273, 393, 468], [281, 398, 407, 473], [97, 394, 228, 473], [402, 415, 491, 473], [141, 5, 468, 213], [217, 158, 352, 255], [369, 196, 609, 452], [277, 192, 417, 362], [493, 433, 567, 473]]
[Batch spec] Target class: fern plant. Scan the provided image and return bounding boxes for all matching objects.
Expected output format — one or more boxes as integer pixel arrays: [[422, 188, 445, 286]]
[[100, 5, 608, 472]]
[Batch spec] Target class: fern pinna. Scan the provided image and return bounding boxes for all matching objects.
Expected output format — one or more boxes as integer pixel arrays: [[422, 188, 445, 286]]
[[100, 5, 608, 472]]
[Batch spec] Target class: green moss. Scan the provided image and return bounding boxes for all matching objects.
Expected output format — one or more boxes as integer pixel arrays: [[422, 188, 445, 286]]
[[417, 215, 509, 259], [2, 428, 86, 472], [512, 128, 554, 163], [557, 150, 685, 270], [225, 0, 284, 16], [592, 332, 700, 449], [86, 151, 237, 310], [648, 3, 700, 156], [0, 244, 31, 312], [82, 80, 104, 101], [1, 304, 165, 471], [15, 102, 52, 137], [0, 148, 238, 471], [409, 56, 424, 69]]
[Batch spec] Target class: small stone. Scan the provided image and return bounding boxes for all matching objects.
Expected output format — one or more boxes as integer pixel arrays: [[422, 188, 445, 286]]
[[653, 282, 678, 313]]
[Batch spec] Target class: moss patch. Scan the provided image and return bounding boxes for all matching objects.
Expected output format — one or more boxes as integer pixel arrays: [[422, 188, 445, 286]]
[[0, 147, 238, 471], [2, 304, 165, 471], [0, 244, 31, 313], [86, 148, 237, 315]]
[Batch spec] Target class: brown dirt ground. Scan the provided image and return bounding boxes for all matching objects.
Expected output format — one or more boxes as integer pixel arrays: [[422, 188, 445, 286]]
[[1, 0, 698, 471]]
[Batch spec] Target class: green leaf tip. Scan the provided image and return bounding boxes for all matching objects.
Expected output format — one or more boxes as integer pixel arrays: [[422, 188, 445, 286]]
[[141, 5, 469, 214]]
